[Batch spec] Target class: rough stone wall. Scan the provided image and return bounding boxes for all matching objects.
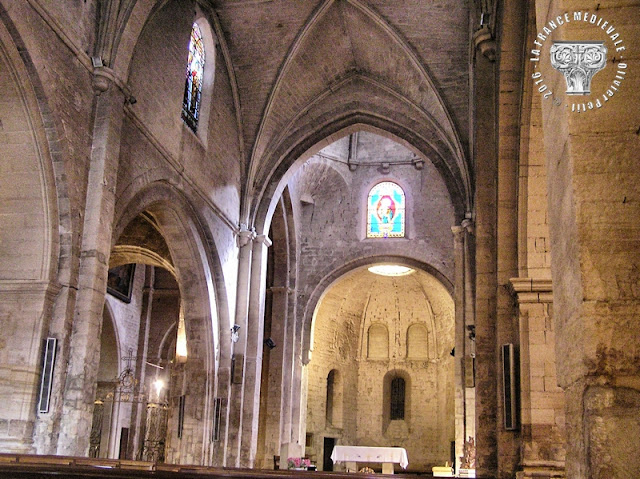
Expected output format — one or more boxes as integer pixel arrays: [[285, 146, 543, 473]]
[[532, 1, 640, 477], [290, 132, 456, 322], [0, 0, 95, 453], [117, 0, 241, 325]]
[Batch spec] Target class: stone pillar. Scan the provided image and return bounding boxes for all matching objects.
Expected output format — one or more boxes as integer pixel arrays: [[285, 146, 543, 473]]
[[452, 225, 467, 473], [239, 233, 271, 467], [510, 279, 565, 478], [260, 286, 293, 467], [453, 221, 477, 474], [473, 21, 498, 476], [279, 287, 297, 448], [533, 2, 640, 477], [225, 225, 255, 466], [131, 266, 155, 459], [57, 71, 125, 456]]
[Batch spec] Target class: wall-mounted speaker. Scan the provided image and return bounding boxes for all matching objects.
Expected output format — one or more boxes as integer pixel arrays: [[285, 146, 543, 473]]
[[38, 337, 57, 414], [212, 397, 223, 442], [502, 343, 519, 430], [232, 354, 244, 384], [178, 395, 186, 439]]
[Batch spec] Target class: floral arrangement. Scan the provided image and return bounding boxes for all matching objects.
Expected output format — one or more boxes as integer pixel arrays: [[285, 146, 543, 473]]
[[287, 457, 311, 469]]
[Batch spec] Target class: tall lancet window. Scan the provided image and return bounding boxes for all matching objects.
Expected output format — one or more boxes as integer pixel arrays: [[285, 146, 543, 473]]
[[367, 181, 406, 238], [182, 23, 205, 132]]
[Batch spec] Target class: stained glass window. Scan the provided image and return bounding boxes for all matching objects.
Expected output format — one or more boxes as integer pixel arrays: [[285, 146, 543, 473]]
[[367, 181, 405, 238], [182, 23, 205, 132]]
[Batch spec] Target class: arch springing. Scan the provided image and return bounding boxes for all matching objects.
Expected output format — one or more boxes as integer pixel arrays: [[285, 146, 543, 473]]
[[367, 181, 405, 238], [182, 23, 205, 132]]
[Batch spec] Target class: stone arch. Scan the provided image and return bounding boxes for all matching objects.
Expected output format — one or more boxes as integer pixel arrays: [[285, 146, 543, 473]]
[[100, 301, 122, 383], [112, 182, 228, 463], [382, 369, 412, 427], [406, 323, 431, 360], [367, 323, 389, 359], [252, 114, 467, 237], [304, 255, 453, 362], [0, 10, 65, 285], [248, 0, 468, 215], [114, 181, 229, 366], [0, 7, 75, 454], [325, 369, 343, 428]]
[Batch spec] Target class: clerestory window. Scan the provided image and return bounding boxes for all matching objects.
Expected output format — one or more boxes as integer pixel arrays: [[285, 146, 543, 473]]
[[182, 23, 205, 132]]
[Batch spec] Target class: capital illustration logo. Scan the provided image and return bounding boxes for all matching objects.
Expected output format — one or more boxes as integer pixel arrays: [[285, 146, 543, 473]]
[[530, 12, 629, 113], [550, 41, 607, 95]]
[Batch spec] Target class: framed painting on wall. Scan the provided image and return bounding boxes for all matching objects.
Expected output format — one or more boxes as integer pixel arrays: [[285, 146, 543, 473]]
[[107, 263, 136, 303]]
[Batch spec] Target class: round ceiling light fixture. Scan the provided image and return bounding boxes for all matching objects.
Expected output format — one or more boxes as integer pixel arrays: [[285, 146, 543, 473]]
[[367, 264, 415, 277]]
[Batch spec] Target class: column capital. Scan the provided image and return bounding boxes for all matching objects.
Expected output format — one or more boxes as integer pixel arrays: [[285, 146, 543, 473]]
[[461, 218, 474, 234], [237, 224, 256, 248], [452, 218, 475, 239], [473, 26, 496, 62], [255, 234, 272, 247], [508, 277, 553, 304]]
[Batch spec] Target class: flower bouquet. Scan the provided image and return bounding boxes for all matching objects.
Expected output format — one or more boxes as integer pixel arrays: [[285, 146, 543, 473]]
[[287, 457, 311, 470]]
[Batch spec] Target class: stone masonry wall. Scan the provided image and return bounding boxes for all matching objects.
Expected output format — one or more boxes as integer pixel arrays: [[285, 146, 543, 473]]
[[306, 268, 454, 473]]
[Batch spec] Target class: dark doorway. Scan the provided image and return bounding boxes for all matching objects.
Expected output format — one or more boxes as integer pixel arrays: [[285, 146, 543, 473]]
[[118, 427, 129, 459], [323, 437, 335, 471]]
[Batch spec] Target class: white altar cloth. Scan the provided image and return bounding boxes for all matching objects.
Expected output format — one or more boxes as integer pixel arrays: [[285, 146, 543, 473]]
[[330, 446, 409, 469]]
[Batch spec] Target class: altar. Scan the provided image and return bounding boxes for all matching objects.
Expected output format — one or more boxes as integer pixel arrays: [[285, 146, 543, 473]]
[[330, 445, 409, 474]]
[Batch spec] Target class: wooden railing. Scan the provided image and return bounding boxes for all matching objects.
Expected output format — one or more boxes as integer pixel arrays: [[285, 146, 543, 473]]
[[0, 453, 398, 478]]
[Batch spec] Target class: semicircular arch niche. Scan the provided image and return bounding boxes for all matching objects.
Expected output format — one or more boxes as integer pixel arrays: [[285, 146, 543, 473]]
[[306, 265, 454, 472]]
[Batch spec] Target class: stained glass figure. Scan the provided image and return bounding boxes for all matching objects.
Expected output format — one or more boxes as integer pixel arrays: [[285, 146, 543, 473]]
[[367, 181, 405, 238], [182, 23, 205, 132]]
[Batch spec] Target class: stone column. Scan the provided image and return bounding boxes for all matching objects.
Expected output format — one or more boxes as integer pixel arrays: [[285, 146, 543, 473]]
[[452, 225, 467, 473], [57, 70, 125, 456], [225, 225, 255, 466], [453, 220, 477, 474], [279, 287, 297, 448], [131, 266, 155, 459], [473, 21, 498, 474], [239, 233, 271, 467], [510, 278, 565, 478], [261, 286, 293, 467]]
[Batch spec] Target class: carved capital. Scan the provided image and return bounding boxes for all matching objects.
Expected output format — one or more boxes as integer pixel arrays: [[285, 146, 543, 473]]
[[92, 66, 113, 94], [237, 224, 256, 248], [473, 26, 496, 62], [461, 218, 475, 235]]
